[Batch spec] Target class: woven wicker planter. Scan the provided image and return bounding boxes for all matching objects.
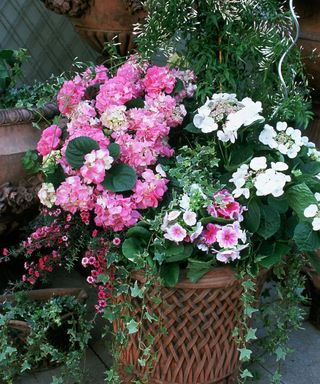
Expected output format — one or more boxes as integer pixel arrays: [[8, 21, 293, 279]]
[[114, 267, 253, 384]]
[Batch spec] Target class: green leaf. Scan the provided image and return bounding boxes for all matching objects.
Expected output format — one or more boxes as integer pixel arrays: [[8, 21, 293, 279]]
[[201, 216, 233, 225], [172, 78, 184, 94], [275, 346, 286, 361], [245, 198, 261, 233], [160, 263, 180, 287], [184, 122, 200, 133], [245, 328, 257, 342], [130, 281, 145, 298], [286, 183, 317, 221], [127, 319, 139, 334], [300, 161, 320, 176], [238, 348, 252, 362], [102, 163, 137, 192], [258, 242, 290, 268], [240, 369, 254, 379], [294, 222, 320, 252], [107, 143, 120, 160], [21, 149, 40, 173], [126, 226, 151, 242], [125, 97, 145, 109], [122, 238, 144, 261], [257, 205, 280, 239], [66, 136, 99, 169], [45, 165, 65, 188], [165, 244, 193, 263], [267, 195, 288, 214], [187, 259, 212, 283]]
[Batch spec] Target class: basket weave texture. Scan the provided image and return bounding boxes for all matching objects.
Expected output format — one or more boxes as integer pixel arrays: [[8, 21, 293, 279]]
[[115, 268, 245, 384]]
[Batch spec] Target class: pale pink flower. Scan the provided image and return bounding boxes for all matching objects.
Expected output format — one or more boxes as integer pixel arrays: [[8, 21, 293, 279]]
[[164, 224, 187, 243], [216, 226, 238, 248], [216, 250, 240, 263], [183, 211, 197, 226]]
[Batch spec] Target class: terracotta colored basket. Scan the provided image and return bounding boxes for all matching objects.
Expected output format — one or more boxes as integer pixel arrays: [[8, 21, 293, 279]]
[[114, 268, 257, 384]]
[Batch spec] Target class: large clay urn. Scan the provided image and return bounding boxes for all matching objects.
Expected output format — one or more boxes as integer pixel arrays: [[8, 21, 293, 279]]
[[296, 0, 320, 91], [295, 0, 320, 146], [0, 103, 58, 235], [41, 0, 147, 55]]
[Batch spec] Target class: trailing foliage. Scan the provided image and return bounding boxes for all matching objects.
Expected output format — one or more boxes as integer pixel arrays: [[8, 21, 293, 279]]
[[136, 0, 312, 127]]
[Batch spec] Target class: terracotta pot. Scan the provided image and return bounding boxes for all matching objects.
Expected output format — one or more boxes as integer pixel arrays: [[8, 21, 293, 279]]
[[41, 0, 147, 55], [296, 0, 320, 91], [0, 103, 58, 186], [114, 268, 266, 384], [0, 103, 58, 236]]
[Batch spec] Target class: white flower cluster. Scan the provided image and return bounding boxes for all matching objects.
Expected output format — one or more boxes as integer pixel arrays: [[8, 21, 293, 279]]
[[230, 156, 291, 199], [38, 182, 56, 208], [259, 121, 305, 158], [193, 93, 264, 143], [304, 193, 320, 231]]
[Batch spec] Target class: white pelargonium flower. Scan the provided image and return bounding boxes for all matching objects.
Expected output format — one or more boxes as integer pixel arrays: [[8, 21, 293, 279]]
[[312, 218, 320, 231], [38, 182, 56, 208], [259, 121, 304, 159], [250, 157, 267, 171], [225, 97, 264, 132], [254, 169, 291, 197], [193, 103, 218, 133], [304, 204, 318, 218]]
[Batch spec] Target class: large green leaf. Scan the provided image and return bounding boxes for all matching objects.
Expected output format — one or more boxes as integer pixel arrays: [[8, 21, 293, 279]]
[[125, 226, 151, 243], [244, 198, 261, 233], [258, 242, 290, 269], [267, 195, 288, 214], [187, 259, 213, 283], [165, 244, 193, 263], [102, 163, 137, 192], [300, 161, 320, 176], [122, 238, 144, 262], [107, 143, 120, 160], [65, 136, 99, 169], [184, 122, 201, 133], [286, 183, 317, 221], [160, 263, 180, 287], [294, 222, 320, 252], [257, 205, 280, 239]]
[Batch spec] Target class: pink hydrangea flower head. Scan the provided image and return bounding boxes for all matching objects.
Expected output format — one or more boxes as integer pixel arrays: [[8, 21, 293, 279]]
[[57, 78, 86, 116], [37, 125, 62, 156], [55, 176, 94, 213], [143, 66, 176, 96]]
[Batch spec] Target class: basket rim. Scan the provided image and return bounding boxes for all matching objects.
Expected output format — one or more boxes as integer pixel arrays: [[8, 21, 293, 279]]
[[132, 266, 240, 289]]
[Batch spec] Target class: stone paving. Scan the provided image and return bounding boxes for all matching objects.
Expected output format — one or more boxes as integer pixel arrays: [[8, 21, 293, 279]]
[[17, 270, 320, 384]]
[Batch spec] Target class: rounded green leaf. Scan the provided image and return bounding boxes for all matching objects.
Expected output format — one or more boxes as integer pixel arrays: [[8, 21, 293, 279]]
[[102, 163, 137, 192], [66, 136, 99, 169], [107, 143, 120, 160]]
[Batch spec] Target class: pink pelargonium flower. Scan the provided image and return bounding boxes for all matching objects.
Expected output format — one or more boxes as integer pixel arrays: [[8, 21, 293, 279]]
[[37, 125, 62, 156], [55, 176, 94, 214], [208, 189, 242, 220], [164, 223, 187, 243], [143, 66, 176, 96], [202, 223, 220, 245], [216, 225, 239, 248], [216, 250, 240, 263]]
